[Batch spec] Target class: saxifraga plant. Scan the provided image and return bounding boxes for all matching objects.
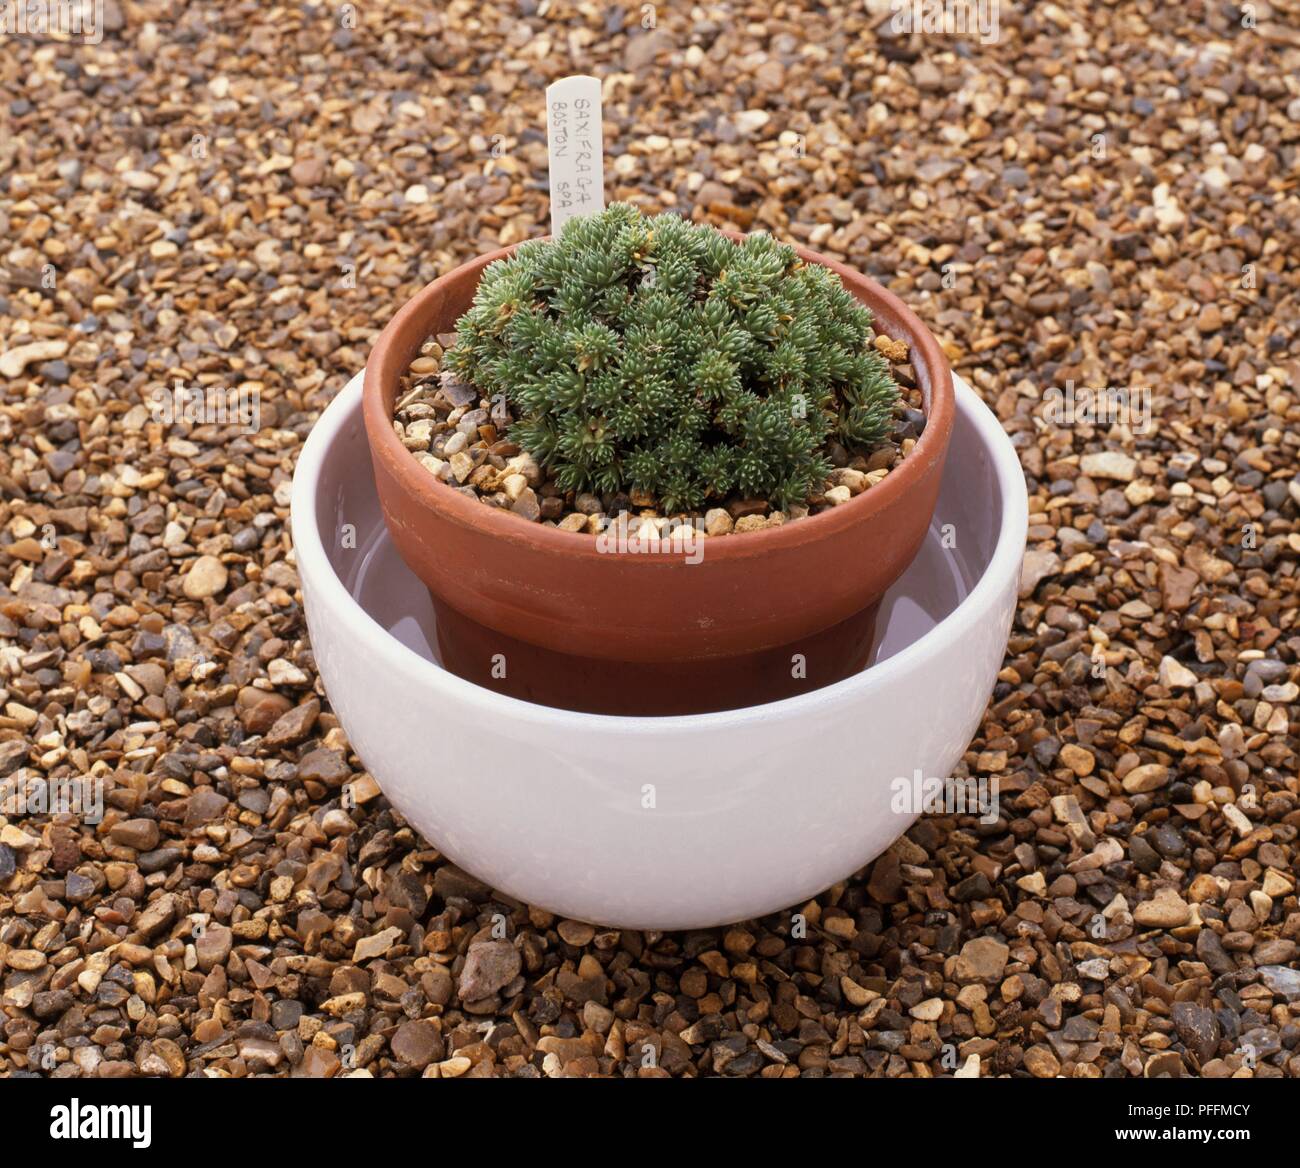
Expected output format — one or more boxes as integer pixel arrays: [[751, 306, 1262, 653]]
[[445, 203, 901, 512]]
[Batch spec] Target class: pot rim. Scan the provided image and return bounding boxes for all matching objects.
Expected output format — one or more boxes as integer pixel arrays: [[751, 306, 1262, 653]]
[[362, 234, 956, 562], [292, 372, 1027, 730]]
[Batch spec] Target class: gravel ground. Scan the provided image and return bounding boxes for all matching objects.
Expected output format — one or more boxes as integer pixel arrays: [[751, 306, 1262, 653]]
[[1, 1, 1298, 1078]]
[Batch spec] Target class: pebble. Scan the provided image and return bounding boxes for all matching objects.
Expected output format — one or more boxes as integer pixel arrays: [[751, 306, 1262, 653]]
[[1173, 1002, 1220, 1064], [353, 926, 404, 963], [511, 488, 541, 522], [953, 937, 1009, 984], [63, 872, 95, 902], [1058, 744, 1094, 776], [557, 920, 596, 947], [297, 748, 350, 787], [182, 555, 228, 600], [1145, 1051, 1183, 1079], [909, 998, 944, 1022], [1258, 967, 1300, 1002], [1121, 764, 1169, 793], [624, 27, 673, 70], [1079, 451, 1136, 482], [290, 155, 327, 186], [108, 819, 160, 851], [457, 941, 521, 1003], [1024, 1046, 1060, 1078], [1019, 549, 1061, 598], [704, 508, 734, 536], [1158, 656, 1198, 689], [1133, 887, 1192, 929], [391, 1020, 444, 1069], [263, 699, 321, 748], [0, 340, 69, 379], [195, 924, 233, 972], [1161, 565, 1198, 610]]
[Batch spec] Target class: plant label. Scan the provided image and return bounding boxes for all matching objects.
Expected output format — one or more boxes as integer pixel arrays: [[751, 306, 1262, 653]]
[[546, 75, 605, 234]]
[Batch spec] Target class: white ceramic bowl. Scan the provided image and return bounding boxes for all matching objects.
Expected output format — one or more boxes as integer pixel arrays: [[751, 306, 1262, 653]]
[[291, 372, 1026, 929]]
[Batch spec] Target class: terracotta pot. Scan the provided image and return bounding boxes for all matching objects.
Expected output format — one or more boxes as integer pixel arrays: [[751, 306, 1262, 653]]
[[363, 239, 955, 715]]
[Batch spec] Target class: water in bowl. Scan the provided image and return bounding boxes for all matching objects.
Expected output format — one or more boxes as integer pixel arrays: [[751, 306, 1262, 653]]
[[345, 516, 978, 675]]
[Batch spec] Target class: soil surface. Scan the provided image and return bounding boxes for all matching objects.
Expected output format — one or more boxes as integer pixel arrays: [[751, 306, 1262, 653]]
[[1, 1, 1297, 1078], [390, 332, 919, 537]]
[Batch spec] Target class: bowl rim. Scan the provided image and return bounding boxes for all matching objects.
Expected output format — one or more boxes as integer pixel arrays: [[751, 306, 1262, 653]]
[[361, 237, 956, 563], [292, 371, 1028, 733]]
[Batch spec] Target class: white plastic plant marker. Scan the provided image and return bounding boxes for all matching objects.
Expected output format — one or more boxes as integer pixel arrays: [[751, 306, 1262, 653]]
[[546, 74, 605, 234]]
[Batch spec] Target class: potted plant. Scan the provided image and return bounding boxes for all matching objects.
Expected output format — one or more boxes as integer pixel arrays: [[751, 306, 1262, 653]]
[[362, 203, 954, 715]]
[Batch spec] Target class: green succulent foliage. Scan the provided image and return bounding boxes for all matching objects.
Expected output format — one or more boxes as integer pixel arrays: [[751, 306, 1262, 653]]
[[445, 203, 900, 512]]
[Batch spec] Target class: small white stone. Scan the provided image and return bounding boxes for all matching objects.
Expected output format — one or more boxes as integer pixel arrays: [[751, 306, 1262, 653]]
[[0, 340, 68, 379], [417, 454, 447, 480], [182, 555, 228, 599], [1124, 480, 1155, 505], [1222, 803, 1253, 838], [506, 452, 543, 487], [1152, 183, 1185, 232], [1080, 451, 1136, 482], [268, 658, 309, 686], [449, 451, 474, 483], [1158, 655, 1197, 689], [704, 508, 733, 537], [1201, 166, 1230, 194], [827, 468, 868, 494], [162, 521, 189, 551], [909, 997, 944, 1022]]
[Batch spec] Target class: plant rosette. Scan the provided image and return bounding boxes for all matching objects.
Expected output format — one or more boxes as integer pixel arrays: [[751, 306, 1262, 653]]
[[363, 206, 955, 715]]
